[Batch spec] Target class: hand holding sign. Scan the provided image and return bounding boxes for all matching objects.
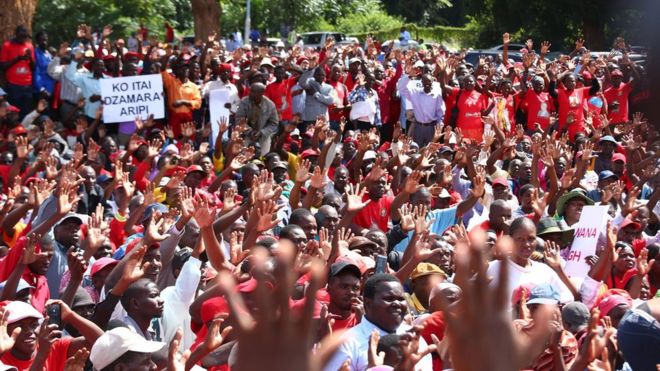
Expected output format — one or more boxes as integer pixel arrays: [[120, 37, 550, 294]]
[[101, 75, 165, 123]]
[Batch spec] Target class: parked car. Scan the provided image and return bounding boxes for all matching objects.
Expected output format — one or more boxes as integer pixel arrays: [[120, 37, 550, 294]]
[[381, 39, 420, 50], [463, 50, 523, 66], [487, 43, 528, 52], [299, 32, 349, 49]]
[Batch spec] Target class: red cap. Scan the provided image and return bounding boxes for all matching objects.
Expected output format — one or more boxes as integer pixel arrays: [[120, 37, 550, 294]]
[[581, 71, 592, 80], [7, 106, 20, 113], [125, 238, 159, 255], [124, 51, 140, 60], [611, 69, 624, 77], [186, 164, 207, 175], [90, 257, 119, 278], [102, 54, 117, 61], [620, 218, 641, 231], [296, 56, 309, 65], [492, 178, 509, 188], [201, 297, 229, 324], [300, 148, 320, 159], [612, 152, 626, 164], [9, 125, 27, 135], [219, 63, 232, 72]]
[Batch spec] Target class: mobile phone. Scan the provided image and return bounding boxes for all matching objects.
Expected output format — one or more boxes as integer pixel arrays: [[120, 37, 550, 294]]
[[375, 255, 387, 274], [46, 303, 62, 330]]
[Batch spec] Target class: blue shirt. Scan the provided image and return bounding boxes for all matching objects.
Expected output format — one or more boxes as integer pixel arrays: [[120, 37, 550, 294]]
[[33, 47, 55, 94], [394, 207, 458, 252]]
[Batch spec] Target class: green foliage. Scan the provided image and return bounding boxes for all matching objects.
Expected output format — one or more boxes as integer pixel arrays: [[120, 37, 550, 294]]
[[34, 0, 179, 45], [350, 23, 473, 49], [381, 0, 455, 27], [335, 10, 403, 35]]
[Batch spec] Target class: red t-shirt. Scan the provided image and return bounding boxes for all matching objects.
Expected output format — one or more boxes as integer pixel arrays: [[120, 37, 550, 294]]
[[353, 194, 394, 232], [603, 82, 632, 124], [421, 311, 446, 371], [557, 87, 588, 140], [450, 88, 488, 142], [328, 80, 348, 122], [265, 77, 294, 121], [0, 40, 35, 86], [331, 312, 360, 331], [523, 90, 554, 130], [0, 235, 50, 313], [1, 337, 72, 371]]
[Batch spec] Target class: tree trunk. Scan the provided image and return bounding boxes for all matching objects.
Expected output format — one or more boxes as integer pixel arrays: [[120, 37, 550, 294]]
[[582, 17, 606, 50], [190, 0, 222, 41], [0, 0, 38, 42]]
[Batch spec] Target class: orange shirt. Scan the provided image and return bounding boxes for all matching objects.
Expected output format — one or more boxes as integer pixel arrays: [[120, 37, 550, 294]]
[[161, 71, 201, 113]]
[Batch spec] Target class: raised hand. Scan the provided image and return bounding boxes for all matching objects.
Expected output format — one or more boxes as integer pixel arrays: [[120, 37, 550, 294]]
[[543, 240, 562, 270], [63, 347, 89, 371], [309, 166, 327, 189], [0, 306, 21, 355], [193, 196, 217, 229], [86, 204, 106, 254], [398, 203, 416, 233], [56, 180, 82, 216], [345, 183, 371, 213], [144, 214, 171, 244], [540, 41, 551, 54], [636, 248, 654, 277], [502, 32, 510, 45], [254, 199, 280, 233], [295, 159, 312, 184], [202, 316, 232, 352]]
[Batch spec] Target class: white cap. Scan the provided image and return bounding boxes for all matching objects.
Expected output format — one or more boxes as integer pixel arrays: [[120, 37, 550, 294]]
[[438, 188, 451, 198], [413, 60, 425, 68], [290, 128, 300, 137], [260, 57, 274, 67], [275, 41, 285, 48], [90, 327, 165, 370], [5, 301, 43, 324], [349, 57, 361, 65], [0, 279, 34, 293], [363, 150, 377, 161], [55, 213, 88, 227]]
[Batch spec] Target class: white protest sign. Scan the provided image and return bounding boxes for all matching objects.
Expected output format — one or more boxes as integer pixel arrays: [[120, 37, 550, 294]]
[[209, 89, 231, 144], [101, 75, 165, 123], [563, 205, 609, 278]]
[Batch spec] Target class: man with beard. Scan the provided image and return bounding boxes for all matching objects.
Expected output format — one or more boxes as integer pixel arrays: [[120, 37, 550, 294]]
[[324, 274, 432, 370]]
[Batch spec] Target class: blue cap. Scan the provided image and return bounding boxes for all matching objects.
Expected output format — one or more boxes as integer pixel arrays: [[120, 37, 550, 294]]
[[0, 87, 6, 96], [599, 135, 617, 144], [598, 170, 618, 181], [141, 203, 169, 224], [526, 283, 561, 305]]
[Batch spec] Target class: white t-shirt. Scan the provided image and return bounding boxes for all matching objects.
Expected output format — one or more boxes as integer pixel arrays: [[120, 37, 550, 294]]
[[486, 259, 574, 307]]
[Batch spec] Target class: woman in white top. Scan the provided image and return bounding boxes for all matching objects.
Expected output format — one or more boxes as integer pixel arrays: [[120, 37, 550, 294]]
[[487, 217, 575, 309]]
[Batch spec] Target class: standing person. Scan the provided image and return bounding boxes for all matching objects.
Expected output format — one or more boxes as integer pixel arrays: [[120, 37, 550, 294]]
[[548, 63, 600, 140], [441, 74, 489, 143], [202, 62, 240, 114], [0, 26, 35, 118], [520, 75, 554, 132], [603, 63, 639, 125], [397, 66, 444, 147], [374, 55, 403, 142], [301, 67, 334, 131], [65, 53, 106, 122], [348, 71, 381, 132], [48, 45, 83, 124], [264, 65, 295, 125], [164, 22, 174, 43], [327, 64, 350, 131], [236, 82, 279, 155], [32, 31, 55, 100], [161, 60, 202, 137]]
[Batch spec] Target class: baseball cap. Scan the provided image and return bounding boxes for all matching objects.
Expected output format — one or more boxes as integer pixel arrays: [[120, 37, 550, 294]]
[[492, 178, 509, 188], [9, 126, 27, 135], [5, 301, 43, 324], [201, 297, 230, 324], [611, 69, 624, 77], [612, 152, 626, 164], [363, 150, 377, 161], [6, 105, 20, 113], [55, 213, 88, 227], [526, 283, 561, 305], [410, 262, 445, 280], [90, 327, 165, 370], [260, 57, 275, 68], [290, 128, 301, 137], [329, 261, 361, 279], [413, 60, 424, 68], [598, 170, 618, 182], [349, 57, 361, 65], [348, 236, 378, 251], [72, 286, 95, 309], [599, 135, 617, 145], [561, 302, 590, 333], [620, 218, 641, 231], [270, 161, 288, 171], [437, 188, 451, 198], [439, 146, 454, 154], [91, 257, 119, 278], [141, 203, 169, 224], [0, 279, 34, 293], [597, 292, 631, 316], [186, 164, 207, 175], [300, 148, 320, 159]]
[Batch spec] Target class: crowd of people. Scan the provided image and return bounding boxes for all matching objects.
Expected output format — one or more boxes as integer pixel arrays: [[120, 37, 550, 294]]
[[0, 20, 657, 371]]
